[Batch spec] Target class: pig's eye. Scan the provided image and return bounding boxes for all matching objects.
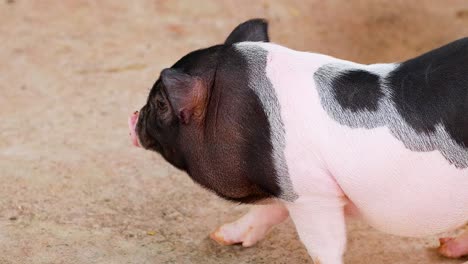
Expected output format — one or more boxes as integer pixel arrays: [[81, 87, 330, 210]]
[[156, 99, 167, 111]]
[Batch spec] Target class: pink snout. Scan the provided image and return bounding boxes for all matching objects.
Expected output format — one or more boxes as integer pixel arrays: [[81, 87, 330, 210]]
[[128, 111, 140, 147]]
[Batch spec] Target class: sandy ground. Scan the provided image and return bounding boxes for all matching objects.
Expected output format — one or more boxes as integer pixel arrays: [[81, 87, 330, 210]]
[[1, 1, 468, 263]]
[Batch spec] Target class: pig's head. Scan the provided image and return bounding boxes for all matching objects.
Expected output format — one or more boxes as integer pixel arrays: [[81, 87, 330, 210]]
[[129, 19, 295, 203]]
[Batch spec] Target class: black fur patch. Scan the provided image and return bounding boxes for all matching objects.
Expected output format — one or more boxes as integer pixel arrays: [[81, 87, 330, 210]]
[[332, 70, 383, 112], [387, 37, 468, 147], [200, 45, 283, 201]]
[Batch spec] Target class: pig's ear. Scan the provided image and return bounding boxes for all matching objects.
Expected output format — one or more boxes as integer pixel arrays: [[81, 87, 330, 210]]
[[161, 68, 206, 125], [224, 18, 269, 45]]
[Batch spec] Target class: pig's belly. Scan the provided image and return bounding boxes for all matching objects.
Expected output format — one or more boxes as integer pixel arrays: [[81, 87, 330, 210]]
[[323, 126, 468, 237]]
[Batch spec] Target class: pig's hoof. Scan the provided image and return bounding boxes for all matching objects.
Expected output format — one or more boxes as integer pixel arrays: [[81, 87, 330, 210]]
[[438, 237, 468, 258], [210, 223, 268, 247], [210, 226, 237, 246]]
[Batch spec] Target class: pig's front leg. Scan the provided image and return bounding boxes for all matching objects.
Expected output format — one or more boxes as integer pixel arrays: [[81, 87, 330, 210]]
[[210, 202, 289, 247], [287, 197, 346, 264]]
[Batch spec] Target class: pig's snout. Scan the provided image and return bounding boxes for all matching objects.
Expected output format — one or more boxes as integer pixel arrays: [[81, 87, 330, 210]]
[[128, 111, 140, 147]]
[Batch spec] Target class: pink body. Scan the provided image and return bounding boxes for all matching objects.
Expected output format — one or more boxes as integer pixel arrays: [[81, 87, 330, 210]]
[[257, 41, 468, 236]]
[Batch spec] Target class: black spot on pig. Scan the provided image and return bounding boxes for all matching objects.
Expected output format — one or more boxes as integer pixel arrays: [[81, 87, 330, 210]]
[[332, 70, 383, 112]]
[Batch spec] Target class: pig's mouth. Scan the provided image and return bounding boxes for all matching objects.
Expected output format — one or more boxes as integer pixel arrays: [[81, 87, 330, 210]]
[[128, 111, 141, 147]]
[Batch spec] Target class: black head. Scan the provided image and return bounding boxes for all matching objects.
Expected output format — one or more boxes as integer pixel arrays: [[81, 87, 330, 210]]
[[134, 19, 270, 178], [130, 19, 276, 201]]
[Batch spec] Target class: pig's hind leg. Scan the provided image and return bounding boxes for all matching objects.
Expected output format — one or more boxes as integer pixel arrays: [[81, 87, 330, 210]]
[[210, 202, 289, 247], [439, 228, 468, 258]]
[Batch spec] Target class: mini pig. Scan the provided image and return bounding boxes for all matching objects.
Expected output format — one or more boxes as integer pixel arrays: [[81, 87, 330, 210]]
[[128, 19, 468, 263]]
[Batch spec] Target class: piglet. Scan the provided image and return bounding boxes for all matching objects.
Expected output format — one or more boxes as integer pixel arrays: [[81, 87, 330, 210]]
[[129, 19, 468, 263]]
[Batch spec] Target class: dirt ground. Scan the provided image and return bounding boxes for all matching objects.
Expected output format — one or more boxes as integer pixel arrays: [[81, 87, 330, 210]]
[[1, 1, 467, 263]]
